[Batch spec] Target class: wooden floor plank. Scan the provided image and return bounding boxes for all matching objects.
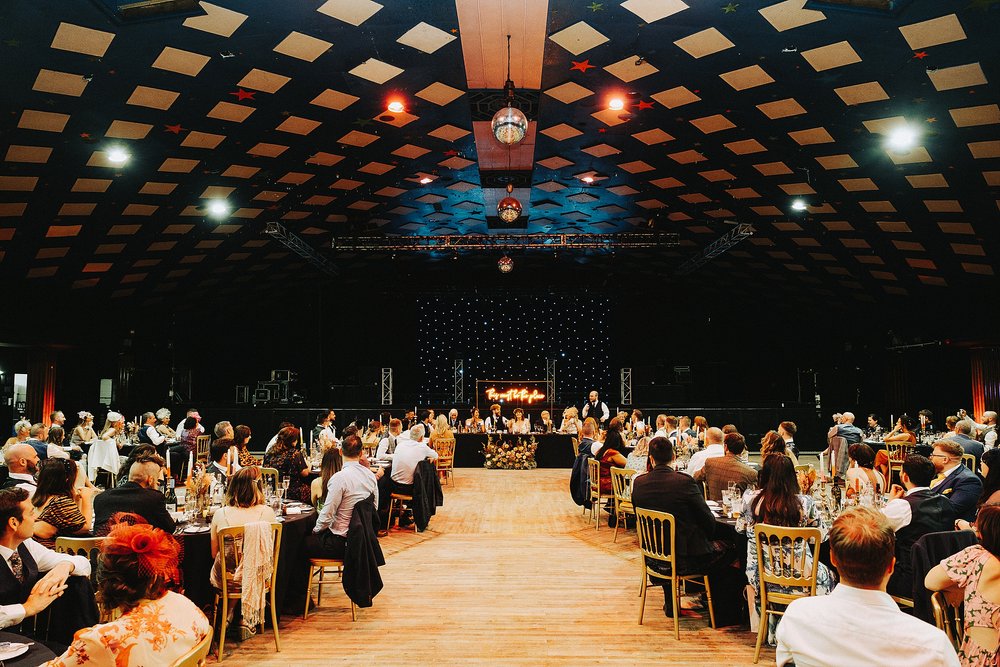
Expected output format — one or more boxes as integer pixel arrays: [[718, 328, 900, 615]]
[[218, 468, 771, 665]]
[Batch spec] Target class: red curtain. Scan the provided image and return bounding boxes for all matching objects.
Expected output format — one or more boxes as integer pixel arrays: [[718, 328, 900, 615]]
[[971, 347, 1000, 418], [26, 349, 57, 424]]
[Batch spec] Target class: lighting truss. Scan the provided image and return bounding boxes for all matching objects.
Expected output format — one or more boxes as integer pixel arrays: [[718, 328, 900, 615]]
[[331, 232, 680, 252], [675, 223, 754, 276], [620, 367, 632, 405], [265, 222, 339, 276]]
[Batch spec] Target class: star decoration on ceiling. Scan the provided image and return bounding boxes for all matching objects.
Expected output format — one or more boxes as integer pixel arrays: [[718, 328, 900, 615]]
[[636, 100, 654, 110], [913, 51, 928, 59], [722, 2, 739, 12], [570, 60, 596, 73], [164, 124, 184, 134], [229, 88, 255, 101], [352, 118, 373, 127], [926, 117, 937, 123], [79, 132, 90, 139], [587, 2, 604, 10]]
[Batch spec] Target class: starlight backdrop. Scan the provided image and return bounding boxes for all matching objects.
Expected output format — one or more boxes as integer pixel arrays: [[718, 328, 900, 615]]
[[417, 294, 612, 409]]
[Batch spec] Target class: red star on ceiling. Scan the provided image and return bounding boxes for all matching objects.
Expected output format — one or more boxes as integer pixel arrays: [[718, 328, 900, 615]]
[[229, 88, 256, 101], [570, 60, 596, 73], [636, 100, 654, 110], [598, 128, 606, 133], [443, 149, 459, 156], [164, 124, 183, 134], [79, 132, 90, 139], [913, 51, 928, 59]]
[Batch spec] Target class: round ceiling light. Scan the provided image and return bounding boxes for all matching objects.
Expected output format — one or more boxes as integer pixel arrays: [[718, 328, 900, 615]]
[[492, 105, 528, 145], [608, 97, 624, 111], [498, 196, 522, 223], [387, 100, 404, 113], [497, 255, 514, 273], [886, 125, 918, 153], [208, 200, 231, 218], [106, 147, 130, 164], [791, 199, 808, 211]]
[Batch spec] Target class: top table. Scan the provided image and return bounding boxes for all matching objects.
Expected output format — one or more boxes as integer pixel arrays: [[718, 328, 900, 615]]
[[453, 433, 577, 468]]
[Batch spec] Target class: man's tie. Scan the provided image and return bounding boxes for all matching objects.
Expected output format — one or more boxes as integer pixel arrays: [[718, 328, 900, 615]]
[[9, 552, 24, 583]]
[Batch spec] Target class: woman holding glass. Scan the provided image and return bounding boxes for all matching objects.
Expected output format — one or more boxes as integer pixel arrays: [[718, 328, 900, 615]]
[[263, 426, 310, 503]]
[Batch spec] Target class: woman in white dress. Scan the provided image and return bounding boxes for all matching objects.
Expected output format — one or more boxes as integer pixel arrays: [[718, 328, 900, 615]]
[[89, 411, 125, 482], [509, 409, 531, 435]]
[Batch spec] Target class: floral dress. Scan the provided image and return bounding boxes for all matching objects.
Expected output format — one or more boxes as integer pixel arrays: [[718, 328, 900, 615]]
[[740, 490, 835, 597], [942, 544, 1000, 667], [44, 591, 211, 667], [263, 447, 310, 503]]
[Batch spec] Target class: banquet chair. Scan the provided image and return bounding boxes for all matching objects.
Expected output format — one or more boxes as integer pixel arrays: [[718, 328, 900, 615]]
[[885, 441, 915, 485], [214, 523, 282, 662], [930, 591, 964, 652], [305, 558, 356, 621], [586, 458, 606, 528], [571, 438, 580, 457], [386, 492, 417, 533], [827, 436, 850, 478], [172, 628, 213, 667], [752, 524, 822, 663], [259, 467, 279, 495], [54, 536, 117, 623], [196, 435, 212, 464], [435, 439, 456, 486], [961, 453, 977, 473], [635, 508, 716, 639], [610, 467, 638, 543]]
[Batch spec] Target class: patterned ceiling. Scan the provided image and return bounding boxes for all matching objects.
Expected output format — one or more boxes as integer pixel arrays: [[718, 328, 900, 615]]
[[0, 0, 997, 305]]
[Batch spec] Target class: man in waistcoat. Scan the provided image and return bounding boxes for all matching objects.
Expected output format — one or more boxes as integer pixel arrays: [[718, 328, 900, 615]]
[[581, 391, 609, 427]]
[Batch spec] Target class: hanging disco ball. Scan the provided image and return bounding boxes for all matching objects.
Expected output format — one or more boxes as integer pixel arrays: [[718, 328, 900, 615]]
[[497, 255, 514, 273], [497, 196, 522, 223], [491, 105, 528, 145]]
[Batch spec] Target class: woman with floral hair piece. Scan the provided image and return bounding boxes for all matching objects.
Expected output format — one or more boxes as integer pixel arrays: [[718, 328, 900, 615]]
[[154, 407, 176, 439], [43, 519, 211, 667], [70, 412, 96, 447]]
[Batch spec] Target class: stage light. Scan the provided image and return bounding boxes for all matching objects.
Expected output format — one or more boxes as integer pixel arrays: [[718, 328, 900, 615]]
[[106, 147, 130, 164], [419, 177, 432, 184], [791, 199, 808, 211], [608, 97, 624, 111], [886, 125, 918, 153], [208, 200, 230, 218], [582, 176, 594, 184], [387, 100, 404, 113]]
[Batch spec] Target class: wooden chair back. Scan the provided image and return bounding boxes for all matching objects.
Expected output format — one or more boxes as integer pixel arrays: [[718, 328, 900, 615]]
[[930, 591, 965, 652], [54, 536, 105, 586], [259, 467, 279, 495], [635, 507, 677, 573], [754, 524, 822, 605], [610, 467, 637, 505], [196, 435, 212, 463], [961, 453, 977, 472], [171, 628, 214, 667], [216, 523, 282, 599], [571, 438, 580, 457], [885, 440, 915, 461]]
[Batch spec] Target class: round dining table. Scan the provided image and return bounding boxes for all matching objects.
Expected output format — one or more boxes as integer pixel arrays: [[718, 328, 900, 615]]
[[0, 631, 57, 666]]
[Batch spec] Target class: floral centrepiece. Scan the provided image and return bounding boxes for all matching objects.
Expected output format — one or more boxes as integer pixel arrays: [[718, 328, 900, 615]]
[[482, 435, 538, 470]]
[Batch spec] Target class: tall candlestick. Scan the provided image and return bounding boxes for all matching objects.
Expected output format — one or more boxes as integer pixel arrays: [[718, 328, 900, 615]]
[[166, 451, 171, 477], [188, 451, 194, 481]]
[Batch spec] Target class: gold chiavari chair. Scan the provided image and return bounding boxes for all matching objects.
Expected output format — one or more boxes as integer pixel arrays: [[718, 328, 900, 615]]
[[305, 557, 356, 621], [930, 591, 964, 652], [885, 441, 915, 486], [610, 467, 638, 543], [171, 628, 213, 667], [586, 458, 605, 528], [435, 439, 456, 486], [54, 536, 117, 622], [195, 435, 212, 464], [961, 453, 977, 473]]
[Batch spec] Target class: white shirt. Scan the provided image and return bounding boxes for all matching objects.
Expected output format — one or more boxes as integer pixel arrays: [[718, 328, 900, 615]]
[[686, 444, 725, 478], [390, 438, 438, 485], [144, 424, 165, 446], [7, 473, 37, 497], [313, 461, 379, 538], [509, 419, 530, 435], [880, 486, 931, 531], [776, 583, 959, 667], [581, 401, 609, 423], [0, 538, 92, 629], [376, 434, 399, 460], [175, 421, 204, 443], [986, 427, 997, 449]]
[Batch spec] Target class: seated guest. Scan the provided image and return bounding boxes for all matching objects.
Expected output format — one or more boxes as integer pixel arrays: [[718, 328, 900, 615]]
[[776, 506, 959, 667], [663, 415, 682, 447], [311, 447, 343, 507], [509, 409, 531, 435], [972, 448, 1000, 514], [918, 408, 936, 437], [777, 420, 799, 457], [309, 436, 380, 559], [167, 416, 199, 481], [209, 467, 276, 591], [46, 519, 211, 666], [0, 488, 94, 636], [233, 424, 259, 467], [377, 419, 403, 460], [69, 412, 96, 448], [447, 409, 461, 431], [625, 424, 650, 474], [951, 420, 985, 470], [208, 439, 232, 483], [880, 454, 955, 598], [174, 408, 203, 443], [264, 421, 296, 454], [213, 420, 234, 443], [312, 410, 336, 446], [154, 408, 175, 439], [926, 503, 1000, 667], [137, 412, 165, 448], [578, 420, 597, 459], [594, 427, 629, 495], [25, 423, 49, 461], [1, 444, 39, 495], [535, 410, 555, 434], [631, 437, 739, 614], [942, 416, 960, 439], [866, 413, 884, 438], [631, 409, 645, 433], [687, 427, 725, 478], [418, 409, 434, 439], [95, 459, 174, 535], [828, 411, 864, 446], [559, 406, 579, 435], [761, 430, 799, 467], [3, 420, 31, 451], [429, 415, 456, 450], [722, 424, 739, 435], [931, 440, 984, 522], [875, 414, 918, 481], [45, 426, 68, 460], [115, 444, 156, 487], [263, 427, 311, 504], [390, 426, 438, 497], [696, 432, 757, 502], [485, 404, 506, 433], [32, 459, 96, 549], [363, 421, 383, 447], [679, 415, 695, 439], [742, 455, 833, 608], [465, 408, 485, 433], [845, 443, 885, 497], [693, 416, 708, 444]]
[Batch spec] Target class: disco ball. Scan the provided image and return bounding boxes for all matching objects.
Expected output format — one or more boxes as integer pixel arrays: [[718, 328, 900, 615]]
[[497, 196, 522, 223], [497, 255, 514, 273], [491, 105, 528, 145]]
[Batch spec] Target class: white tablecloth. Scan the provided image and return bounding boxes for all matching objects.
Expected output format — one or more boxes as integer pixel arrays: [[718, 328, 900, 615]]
[[88, 438, 121, 480]]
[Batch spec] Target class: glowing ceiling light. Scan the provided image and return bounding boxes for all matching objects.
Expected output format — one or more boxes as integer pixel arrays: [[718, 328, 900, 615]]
[[608, 97, 624, 111], [387, 100, 404, 113], [886, 125, 918, 153], [419, 177, 432, 184], [207, 200, 231, 218], [582, 176, 594, 184], [106, 147, 130, 164], [498, 196, 522, 223], [791, 199, 808, 211]]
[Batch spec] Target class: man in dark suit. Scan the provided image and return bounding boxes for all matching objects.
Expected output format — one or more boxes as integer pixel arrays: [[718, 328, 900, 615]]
[[93, 459, 176, 535], [930, 440, 983, 522], [631, 437, 741, 618], [949, 421, 984, 470]]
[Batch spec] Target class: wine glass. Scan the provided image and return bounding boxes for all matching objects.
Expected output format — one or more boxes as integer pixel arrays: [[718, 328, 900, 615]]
[[281, 475, 290, 500]]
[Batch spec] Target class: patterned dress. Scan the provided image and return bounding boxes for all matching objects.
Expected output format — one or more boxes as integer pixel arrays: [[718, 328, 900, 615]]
[[942, 544, 1000, 667], [263, 447, 310, 503], [44, 590, 211, 667], [35, 495, 86, 549], [740, 490, 835, 597]]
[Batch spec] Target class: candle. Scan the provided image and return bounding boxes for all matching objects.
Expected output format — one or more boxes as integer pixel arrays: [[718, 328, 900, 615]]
[[166, 450, 171, 477], [890, 414, 894, 427], [188, 451, 194, 480]]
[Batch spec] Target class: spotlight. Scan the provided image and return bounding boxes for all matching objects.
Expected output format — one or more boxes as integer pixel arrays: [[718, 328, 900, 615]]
[[582, 176, 594, 184], [886, 125, 918, 153], [608, 97, 624, 111], [419, 177, 432, 184], [106, 147, 129, 164], [207, 200, 230, 218], [387, 100, 404, 113], [791, 199, 808, 211]]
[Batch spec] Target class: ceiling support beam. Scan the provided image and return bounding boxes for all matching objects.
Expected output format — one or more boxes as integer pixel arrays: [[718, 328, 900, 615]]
[[265, 222, 339, 276], [331, 232, 679, 252], [675, 223, 755, 276]]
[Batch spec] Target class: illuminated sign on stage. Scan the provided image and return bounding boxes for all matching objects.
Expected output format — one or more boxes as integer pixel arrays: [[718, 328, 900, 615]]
[[485, 387, 547, 404]]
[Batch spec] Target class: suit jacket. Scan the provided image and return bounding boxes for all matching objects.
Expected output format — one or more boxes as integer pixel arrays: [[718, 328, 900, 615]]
[[696, 454, 758, 502], [343, 494, 385, 608], [94, 482, 176, 535], [931, 464, 983, 522], [951, 434, 984, 469], [631, 464, 716, 570]]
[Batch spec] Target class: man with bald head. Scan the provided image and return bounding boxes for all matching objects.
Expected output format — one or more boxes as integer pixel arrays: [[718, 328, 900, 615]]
[[686, 427, 725, 478], [1, 445, 40, 495], [829, 411, 864, 446], [93, 458, 175, 535]]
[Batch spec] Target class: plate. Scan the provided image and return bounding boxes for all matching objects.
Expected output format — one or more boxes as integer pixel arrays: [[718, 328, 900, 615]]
[[183, 525, 210, 534], [0, 644, 30, 660]]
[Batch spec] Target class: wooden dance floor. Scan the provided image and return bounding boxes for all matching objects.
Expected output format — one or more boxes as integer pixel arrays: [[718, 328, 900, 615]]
[[222, 469, 769, 666]]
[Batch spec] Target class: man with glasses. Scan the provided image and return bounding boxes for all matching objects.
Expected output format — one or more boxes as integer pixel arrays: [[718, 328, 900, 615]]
[[929, 440, 982, 522]]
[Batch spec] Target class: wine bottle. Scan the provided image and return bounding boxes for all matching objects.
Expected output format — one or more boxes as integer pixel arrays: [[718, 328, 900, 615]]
[[164, 477, 178, 514]]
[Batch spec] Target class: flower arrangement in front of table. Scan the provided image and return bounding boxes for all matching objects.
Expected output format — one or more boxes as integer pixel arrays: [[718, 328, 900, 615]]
[[482, 435, 538, 470]]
